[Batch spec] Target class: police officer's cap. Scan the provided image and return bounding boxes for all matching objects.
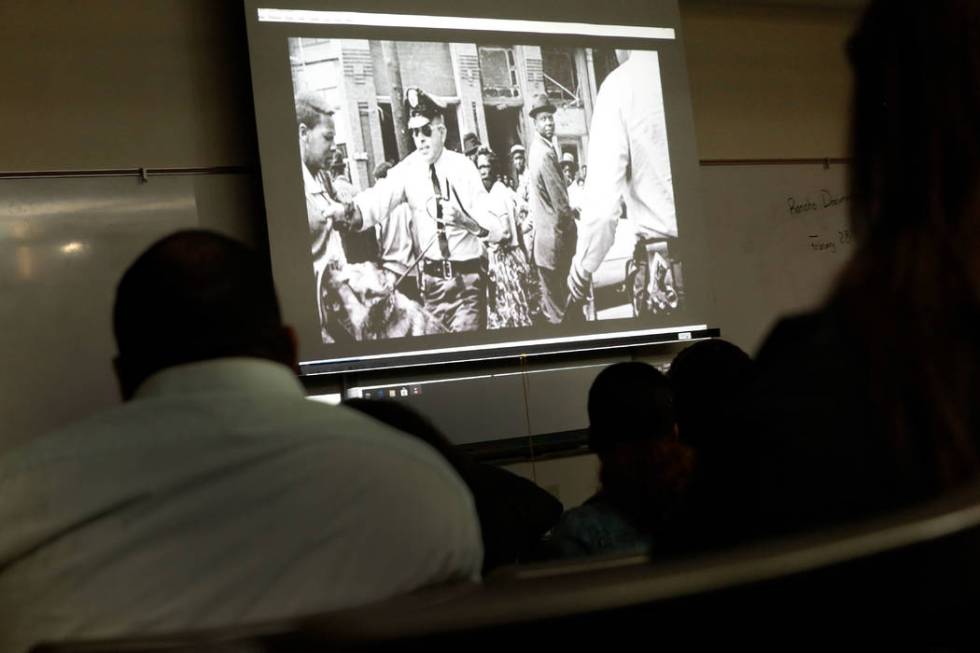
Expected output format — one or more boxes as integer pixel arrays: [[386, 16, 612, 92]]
[[405, 87, 446, 129]]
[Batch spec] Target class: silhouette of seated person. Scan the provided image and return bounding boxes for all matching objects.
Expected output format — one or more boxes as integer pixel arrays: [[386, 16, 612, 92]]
[[345, 399, 562, 573], [724, 0, 980, 543], [667, 339, 756, 552], [538, 362, 694, 560]]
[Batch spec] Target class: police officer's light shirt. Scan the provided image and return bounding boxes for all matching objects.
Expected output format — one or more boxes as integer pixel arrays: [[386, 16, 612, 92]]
[[354, 149, 505, 261]]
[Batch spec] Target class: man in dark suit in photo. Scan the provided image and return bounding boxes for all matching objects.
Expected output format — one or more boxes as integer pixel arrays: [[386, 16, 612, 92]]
[[526, 93, 577, 325]]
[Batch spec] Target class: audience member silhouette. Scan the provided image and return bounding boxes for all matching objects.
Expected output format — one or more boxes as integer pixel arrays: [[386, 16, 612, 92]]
[[345, 398, 562, 573], [540, 362, 694, 559], [729, 0, 980, 540], [0, 231, 483, 652], [667, 339, 756, 551]]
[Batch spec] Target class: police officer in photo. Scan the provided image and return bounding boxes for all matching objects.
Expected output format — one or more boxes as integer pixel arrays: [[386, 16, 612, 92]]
[[329, 87, 506, 333]]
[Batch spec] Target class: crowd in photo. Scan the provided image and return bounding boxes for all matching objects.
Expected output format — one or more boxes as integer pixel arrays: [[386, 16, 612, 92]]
[[294, 45, 682, 344]]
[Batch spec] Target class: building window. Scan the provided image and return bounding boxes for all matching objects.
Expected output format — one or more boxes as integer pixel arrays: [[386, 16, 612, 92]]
[[478, 46, 520, 98], [542, 47, 577, 102]]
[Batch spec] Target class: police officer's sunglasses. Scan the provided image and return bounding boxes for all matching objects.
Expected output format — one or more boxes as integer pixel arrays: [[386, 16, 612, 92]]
[[410, 124, 440, 138]]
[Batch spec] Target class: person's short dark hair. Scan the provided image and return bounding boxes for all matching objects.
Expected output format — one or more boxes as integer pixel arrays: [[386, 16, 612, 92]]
[[475, 146, 497, 173], [113, 230, 292, 397], [588, 362, 676, 454], [668, 339, 754, 450], [295, 92, 334, 131], [373, 160, 394, 180], [587, 362, 692, 536]]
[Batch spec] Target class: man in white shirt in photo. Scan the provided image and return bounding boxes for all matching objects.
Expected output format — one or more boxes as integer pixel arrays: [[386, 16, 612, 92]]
[[330, 87, 506, 333], [567, 50, 679, 316], [296, 92, 347, 279]]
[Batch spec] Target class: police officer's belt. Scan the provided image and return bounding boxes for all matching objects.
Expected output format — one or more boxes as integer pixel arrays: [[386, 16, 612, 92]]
[[422, 258, 483, 279]]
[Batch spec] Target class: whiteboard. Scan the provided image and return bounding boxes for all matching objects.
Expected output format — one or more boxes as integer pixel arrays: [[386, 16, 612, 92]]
[[0, 163, 854, 452], [0, 174, 262, 454], [700, 162, 854, 354]]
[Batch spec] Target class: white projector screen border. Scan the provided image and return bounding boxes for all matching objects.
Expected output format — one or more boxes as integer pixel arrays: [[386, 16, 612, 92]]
[[244, 0, 710, 375]]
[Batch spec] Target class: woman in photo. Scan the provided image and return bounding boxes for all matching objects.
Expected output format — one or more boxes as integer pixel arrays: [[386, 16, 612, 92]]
[[476, 147, 539, 329]]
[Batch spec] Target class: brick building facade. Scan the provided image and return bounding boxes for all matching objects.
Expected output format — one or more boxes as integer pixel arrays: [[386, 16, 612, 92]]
[[291, 37, 613, 190]]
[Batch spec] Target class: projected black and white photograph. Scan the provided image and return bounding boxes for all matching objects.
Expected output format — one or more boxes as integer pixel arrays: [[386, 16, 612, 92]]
[[289, 38, 682, 344]]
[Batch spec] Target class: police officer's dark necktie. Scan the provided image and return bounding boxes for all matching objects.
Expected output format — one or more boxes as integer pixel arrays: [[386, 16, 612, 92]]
[[429, 164, 452, 260]]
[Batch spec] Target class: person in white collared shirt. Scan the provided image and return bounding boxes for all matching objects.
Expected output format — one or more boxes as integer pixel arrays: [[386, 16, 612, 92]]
[[567, 50, 679, 313], [296, 92, 347, 279], [0, 231, 483, 653], [334, 88, 506, 333]]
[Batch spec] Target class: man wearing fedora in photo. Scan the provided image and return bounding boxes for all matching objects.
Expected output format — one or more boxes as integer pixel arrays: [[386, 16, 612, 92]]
[[327, 87, 506, 333], [526, 92, 578, 325]]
